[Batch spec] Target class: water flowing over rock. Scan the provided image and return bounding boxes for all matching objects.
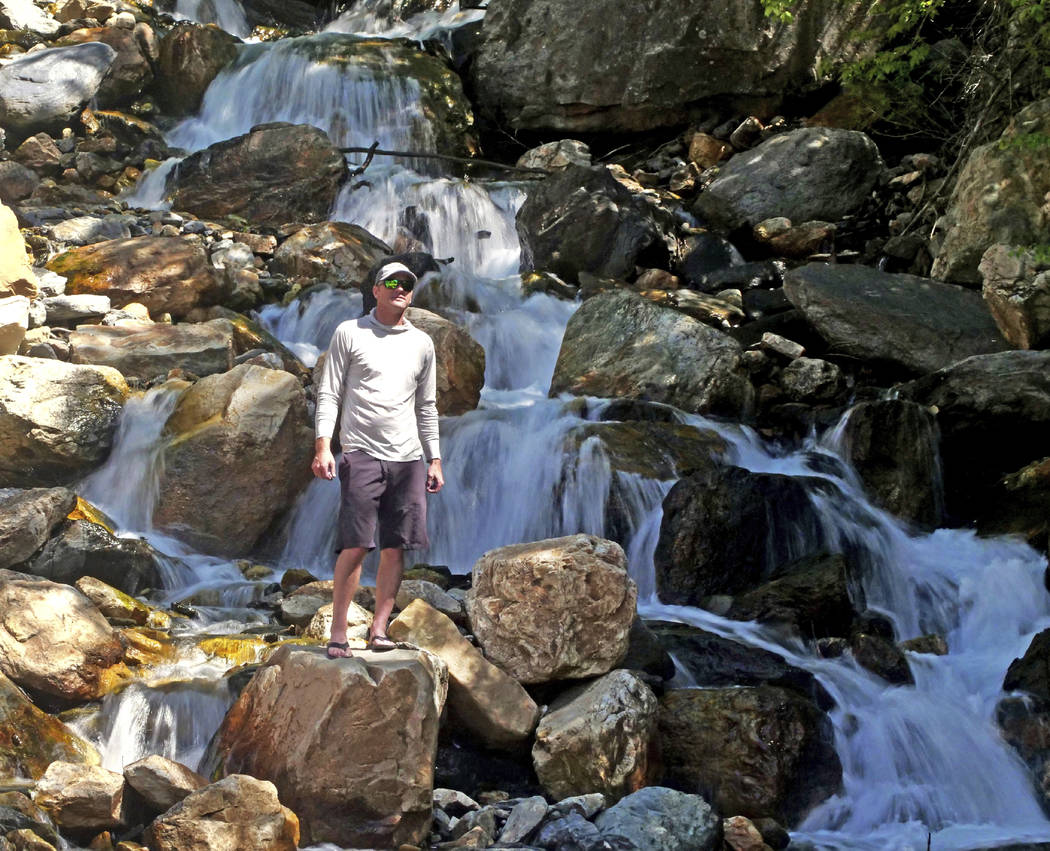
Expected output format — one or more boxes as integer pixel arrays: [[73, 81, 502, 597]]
[[516, 165, 680, 282], [0, 487, 75, 571], [406, 307, 485, 415], [783, 262, 1009, 375], [206, 645, 446, 848], [659, 685, 841, 824], [270, 221, 391, 286], [0, 202, 35, 299], [532, 669, 659, 803], [153, 364, 313, 556], [33, 761, 125, 834], [472, 0, 875, 133], [0, 43, 116, 140], [594, 786, 721, 851], [979, 243, 1050, 349], [466, 534, 636, 684], [54, 25, 154, 106], [144, 774, 299, 851], [0, 356, 128, 488], [155, 22, 239, 117], [47, 236, 224, 320], [0, 570, 126, 704], [168, 123, 347, 226], [933, 98, 1050, 285], [550, 290, 754, 418], [388, 598, 540, 749]]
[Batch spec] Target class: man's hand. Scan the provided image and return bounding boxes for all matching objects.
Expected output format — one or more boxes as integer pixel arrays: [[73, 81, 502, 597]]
[[426, 458, 444, 493], [312, 438, 336, 480]]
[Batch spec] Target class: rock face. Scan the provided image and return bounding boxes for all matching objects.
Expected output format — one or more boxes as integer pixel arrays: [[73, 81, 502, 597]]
[[0, 202, 35, 299], [70, 319, 236, 381], [406, 307, 485, 415], [695, 129, 883, 231], [207, 645, 446, 848], [0, 356, 128, 488], [783, 263, 1009, 376], [0, 43, 116, 140], [168, 123, 347, 226], [33, 761, 124, 833], [153, 364, 313, 556], [155, 22, 239, 116], [270, 221, 391, 287], [388, 599, 540, 750], [0, 487, 76, 571], [594, 786, 720, 851], [517, 165, 679, 282], [54, 25, 154, 106], [550, 289, 753, 418], [48, 236, 224, 320], [532, 669, 659, 803], [933, 97, 1050, 285], [0, 570, 126, 704], [466, 534, 637, 684], [473, 0, 873, 133], [144, 774, 299, 851], [659, 686, 841, 823], [979, 243, 1050, 349]]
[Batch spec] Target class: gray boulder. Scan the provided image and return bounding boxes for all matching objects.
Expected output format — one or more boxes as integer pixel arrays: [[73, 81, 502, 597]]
[[595, 786, 720, 851], [42, 294, 111, 326], [694, 128, 884, 231], [48, 215, 133, 246], [0, 43, 117, 141], [783, 262, 1009, 375], [0, 0, 59, 36], [0, 160, 39, 204], [0, 487, 76, 571]]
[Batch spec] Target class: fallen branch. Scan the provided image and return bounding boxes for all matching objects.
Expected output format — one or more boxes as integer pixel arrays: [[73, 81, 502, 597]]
[[338, 143, 549, 176]]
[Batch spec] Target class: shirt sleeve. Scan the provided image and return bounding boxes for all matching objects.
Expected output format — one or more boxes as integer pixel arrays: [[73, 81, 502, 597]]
[[415, 337, 440, 461], [315, 324, 351, 441]]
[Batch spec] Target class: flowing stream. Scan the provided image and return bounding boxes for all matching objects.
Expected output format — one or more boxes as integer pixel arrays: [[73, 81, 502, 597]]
[[89, 4, 1050, 849]]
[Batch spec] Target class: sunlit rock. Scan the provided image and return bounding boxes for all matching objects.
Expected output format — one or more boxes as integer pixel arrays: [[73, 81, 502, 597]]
[[54, 25, 153, 106], [0, 0, 60, 36], [123, 755, 207, 816], [155, 22, 238, 116], [270, 221, 390, 288], [406, 307, 484, 416], [516, 140, 591, 172], [0, 295, 28, 356], [0, 204, 34, 300], [302, 600, 373, 641], [32, 761, 125, 833]]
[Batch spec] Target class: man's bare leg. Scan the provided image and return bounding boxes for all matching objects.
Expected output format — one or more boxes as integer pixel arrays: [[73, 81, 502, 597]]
[[329, 546, 368, 657], [371, 547, 405, 642]]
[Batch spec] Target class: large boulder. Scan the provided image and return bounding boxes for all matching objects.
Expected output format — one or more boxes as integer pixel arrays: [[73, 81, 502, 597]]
[[33, 761, 125, 834], [270, 221, 391, 287], [659, 686, 841, 823], [54, 25, 154, 106], [0, 295, 28, 355], [206, 645, 446, 848], [932, 98, 1050, 285], [532, 669, 660, 803], [517, 165, 679, 282], [550, 289, 753, 418], [47, 236, 225, 320], [979, 243, 1050, 350], [155, 22, 239, 117], [406, 307, 485, 415], [153, 364, 313, 556], [0, 0, 59, 36], [0, 43, 116, 140], [0, 570, 126, 704], [695, 128, 883, 231], [388, 599, 540, 750], [144, 774, 299, 851], [168, 123, 347, 226], [0, 487, 76, 571], [0, 356, 128, 488], [0, 202, 35, 299], [594, 786, 720, 851], [70, 319, 236, 381], [472, 0, 874, 133], [466, 534, 637, 684], [783, 262, 1009, 376]]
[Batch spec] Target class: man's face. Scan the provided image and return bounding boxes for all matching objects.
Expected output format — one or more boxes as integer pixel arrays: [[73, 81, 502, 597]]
[[373, 277, 414, 311]]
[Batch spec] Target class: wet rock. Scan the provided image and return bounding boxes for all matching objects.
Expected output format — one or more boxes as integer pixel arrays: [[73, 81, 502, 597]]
[[207, 645, 445, 848], [75, 576, 167, 628], [976, 456, 1050, 542], [406, 307, 485, 416], [659, 685, 841, 823], [0, 161, 38, 204], [517, 140, 591, 172], [851, 632, 914, 685], [0, 43, 116, 141], [168, 123, 347, 227], [532, 669, 659, 803], [0, 487, 75, 571], [900, 634, 949, 655], [0, 203, 35, 299], [54, 26, 152, 106], [517, 165, 679, 283], [839, 399, 942, 527], [1004, 628, 1050, 702], [550, 289, 753, 418], [783, 262, 1009, 376], [466, 534, 637, 684], [270, 221, 390, 288], [0, 356, 127, 488], [619, 617, 676, 682], [0, 296, 28, 355], [594, 786, 720, 851], [32, 761, 124, 833], [695, 129, 883, 232], [0, 791, 60, 848], [153, 364, 313, 557], [123, 755, 206, 815], [47, 236, 223, 320], [979, 243, 1050, 349], [154, 22, 238, 117], [69, 319, 235, 381], [144, 774, 298, 851], [654, 464, 825, 604], [389, 599, 540, 749]]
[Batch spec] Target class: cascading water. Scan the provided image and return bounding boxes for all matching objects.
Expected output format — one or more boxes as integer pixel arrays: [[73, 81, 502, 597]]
[[326, 0, 485, 50], [172, 0, 251, 38]]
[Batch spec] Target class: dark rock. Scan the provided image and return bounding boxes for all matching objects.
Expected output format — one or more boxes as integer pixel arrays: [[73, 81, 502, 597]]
[[155, 23, 239, 117], [851, 632, 914, 685], [0, 161, 38, 204], [694, 260, 784, 294], [0, 487, 76, 571], [1005, 628, 1050, 702], [435, 734, 538, 801], [243, 0, 319, 27], [534, 811, 611, 850], [743, 287, 791, 319], [777, 357, 846, 404], [619, 618, 676, 682], [677, 232, 740, 288]]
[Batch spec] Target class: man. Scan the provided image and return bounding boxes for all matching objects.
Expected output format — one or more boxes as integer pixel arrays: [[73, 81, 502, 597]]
[[311, 260, 444, 657]]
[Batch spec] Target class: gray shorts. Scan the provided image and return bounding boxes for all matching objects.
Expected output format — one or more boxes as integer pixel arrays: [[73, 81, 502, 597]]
[[337, 449, 429, 551]]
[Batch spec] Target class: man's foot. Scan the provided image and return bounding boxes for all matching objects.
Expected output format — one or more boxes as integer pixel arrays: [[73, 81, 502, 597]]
[[326, 641, 352, 659], [366, 632, 397, 652]]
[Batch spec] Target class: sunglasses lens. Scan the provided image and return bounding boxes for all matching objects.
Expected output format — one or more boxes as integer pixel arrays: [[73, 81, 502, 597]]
[[382, 278, 413, 291]]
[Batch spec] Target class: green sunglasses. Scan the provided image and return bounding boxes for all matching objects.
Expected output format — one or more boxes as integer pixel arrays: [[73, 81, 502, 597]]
[[380, 277, 414, 292]]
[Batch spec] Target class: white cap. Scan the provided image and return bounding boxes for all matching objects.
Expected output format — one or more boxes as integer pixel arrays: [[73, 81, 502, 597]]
[[374, 262, 418, 287]]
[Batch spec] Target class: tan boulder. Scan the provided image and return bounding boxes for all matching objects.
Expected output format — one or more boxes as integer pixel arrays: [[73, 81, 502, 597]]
[[74, 576, 169, 629], [466, 534, 637, 684], [207, 645, 447, 848], [301, 600, 373, 641], [123, 755, 206, 815], [389, 599, 540, 749], [0, 202, 35, 299], [0, 670, 99, 779], [688, 132, 731, 169], [0, 488, 76, 571], [0, 295, 29, 355], [979, 243, 1050, 349], [0, 356, 128, 488], [724, 815, 773, 851], [406, 307, 485, 415], [532, 669, 659, 803], [33, 761, 124, 832], [70, 319, 235, 381], [152, 364, 313, 556], [0, 570, 127, 703], [46, 236, 224, 319], [270, 221, 390, 287], [144, 774, 298, 851]]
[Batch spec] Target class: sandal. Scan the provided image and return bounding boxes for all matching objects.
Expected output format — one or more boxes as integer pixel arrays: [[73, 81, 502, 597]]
[[326, 641, 351, 659], [366, 633, 398, 652]]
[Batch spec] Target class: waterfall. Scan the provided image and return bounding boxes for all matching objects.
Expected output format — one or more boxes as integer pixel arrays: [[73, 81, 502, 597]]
[[325, 0, 486, 51], [172, 0, 251, 37]]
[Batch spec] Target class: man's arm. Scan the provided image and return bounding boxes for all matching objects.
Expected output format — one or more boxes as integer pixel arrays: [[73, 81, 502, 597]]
[[312, 326, 351, 480], [416, 339, 443, 493]]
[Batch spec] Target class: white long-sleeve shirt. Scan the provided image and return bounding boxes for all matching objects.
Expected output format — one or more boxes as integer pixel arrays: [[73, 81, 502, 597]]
[[314, 310, 440, 462]]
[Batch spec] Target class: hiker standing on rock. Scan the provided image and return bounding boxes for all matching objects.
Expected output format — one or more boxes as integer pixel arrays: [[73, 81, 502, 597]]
[[311, 260, 444, 657]]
